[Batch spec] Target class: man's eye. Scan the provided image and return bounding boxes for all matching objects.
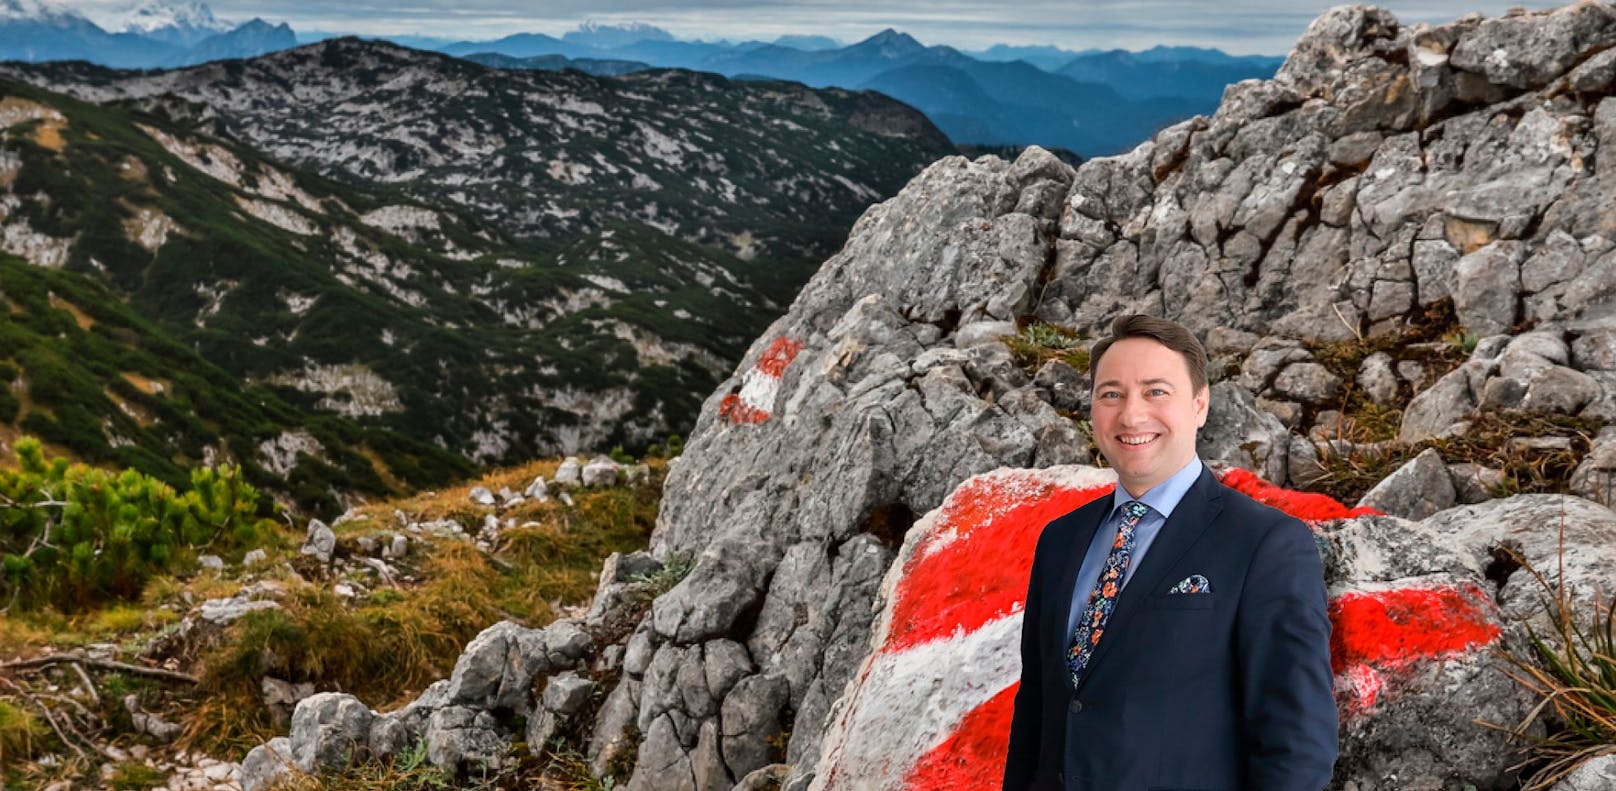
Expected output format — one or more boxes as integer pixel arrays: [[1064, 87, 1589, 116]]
[[1148, 388, 1168, 397], [1098, 391, 1120, 400]]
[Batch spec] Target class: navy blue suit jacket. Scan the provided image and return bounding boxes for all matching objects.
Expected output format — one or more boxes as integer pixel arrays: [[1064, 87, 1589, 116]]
[[1003, 466, 1337, 791]]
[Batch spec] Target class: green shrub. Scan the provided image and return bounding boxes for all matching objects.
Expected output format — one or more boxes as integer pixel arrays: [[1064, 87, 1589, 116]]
[[0, 436, 278, 612]]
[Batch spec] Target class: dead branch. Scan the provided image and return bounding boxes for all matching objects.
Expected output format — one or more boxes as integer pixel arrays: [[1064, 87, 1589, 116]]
[[0, 653, 197, 685]]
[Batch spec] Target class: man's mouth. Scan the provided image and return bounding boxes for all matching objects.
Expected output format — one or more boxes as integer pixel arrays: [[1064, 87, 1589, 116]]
[[1118, 434, 1158, 446]]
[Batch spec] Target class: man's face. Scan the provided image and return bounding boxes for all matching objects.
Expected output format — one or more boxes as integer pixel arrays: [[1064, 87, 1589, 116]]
[[1090, 336, 1209, 498]]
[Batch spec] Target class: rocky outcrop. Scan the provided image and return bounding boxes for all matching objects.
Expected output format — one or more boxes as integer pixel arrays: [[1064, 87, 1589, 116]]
[[251, 3, 1616, 789]]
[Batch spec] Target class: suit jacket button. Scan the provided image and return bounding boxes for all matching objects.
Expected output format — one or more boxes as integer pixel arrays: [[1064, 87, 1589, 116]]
[[1068, 699, 1083, 713]]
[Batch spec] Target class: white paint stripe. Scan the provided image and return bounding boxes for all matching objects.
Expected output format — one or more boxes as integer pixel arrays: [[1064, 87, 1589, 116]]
[[736, 367, 780, 413], [815, 613, 1023, 790]]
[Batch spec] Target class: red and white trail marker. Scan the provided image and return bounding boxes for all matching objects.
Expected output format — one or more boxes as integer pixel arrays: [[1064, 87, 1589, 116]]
[[719, 336, 803, 425], [812, 465, 1500, 790]]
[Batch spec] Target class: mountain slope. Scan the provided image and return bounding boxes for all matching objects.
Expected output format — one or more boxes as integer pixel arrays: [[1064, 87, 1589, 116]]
[[0, 45, 952, 483], [2, 38, 953, 263]]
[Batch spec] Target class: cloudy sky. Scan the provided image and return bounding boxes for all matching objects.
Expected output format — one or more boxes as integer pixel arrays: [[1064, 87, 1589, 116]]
[[78, 0, 1571, 54]]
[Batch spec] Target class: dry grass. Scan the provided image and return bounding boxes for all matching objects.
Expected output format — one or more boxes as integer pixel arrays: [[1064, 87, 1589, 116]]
[[1006, 322, 1089, 376], [1311, 411, 1598, 503], [1487, 537, 1616, 789]]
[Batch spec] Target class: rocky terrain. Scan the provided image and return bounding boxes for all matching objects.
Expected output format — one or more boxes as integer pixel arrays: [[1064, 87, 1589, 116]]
[[229, 2, 1616, 790]]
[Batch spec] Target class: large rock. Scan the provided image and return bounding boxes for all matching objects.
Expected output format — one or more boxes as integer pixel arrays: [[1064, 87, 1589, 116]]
[[1198, 382, 1291, 484], [288, 693, 375, 774], [1356, 447, 1456, 520]]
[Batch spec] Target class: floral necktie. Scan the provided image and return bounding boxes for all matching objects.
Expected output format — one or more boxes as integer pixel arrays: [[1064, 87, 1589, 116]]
[[1067, 500, 1149, 688]]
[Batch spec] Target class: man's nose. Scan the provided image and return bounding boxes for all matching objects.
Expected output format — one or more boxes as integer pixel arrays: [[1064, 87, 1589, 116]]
[[1117, 393, 1146, 424]]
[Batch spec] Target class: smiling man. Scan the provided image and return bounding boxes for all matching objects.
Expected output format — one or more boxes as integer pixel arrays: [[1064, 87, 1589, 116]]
[[1003, 314, 1337, 791]]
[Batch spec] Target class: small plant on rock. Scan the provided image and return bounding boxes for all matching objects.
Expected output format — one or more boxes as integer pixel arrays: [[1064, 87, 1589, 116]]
[[1006, 322, 1090, 375], [1489, 540, 1616, 789]]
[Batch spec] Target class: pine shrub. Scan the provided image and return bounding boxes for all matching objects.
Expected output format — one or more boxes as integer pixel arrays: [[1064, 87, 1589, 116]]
[[0, 436, 278, 612]]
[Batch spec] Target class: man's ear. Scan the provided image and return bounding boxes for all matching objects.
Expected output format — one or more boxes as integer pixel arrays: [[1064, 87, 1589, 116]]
[[1195, 385, 1210, 428]]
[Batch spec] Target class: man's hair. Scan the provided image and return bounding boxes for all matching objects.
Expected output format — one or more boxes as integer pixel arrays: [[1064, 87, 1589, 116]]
[[1088, 314, 1209, 393]]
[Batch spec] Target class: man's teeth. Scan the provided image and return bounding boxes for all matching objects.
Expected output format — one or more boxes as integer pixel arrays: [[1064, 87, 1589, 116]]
[[1120, 435, 1154, 445]]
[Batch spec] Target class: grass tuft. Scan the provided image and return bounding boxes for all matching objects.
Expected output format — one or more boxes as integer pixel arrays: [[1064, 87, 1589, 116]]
[[1487, 535, 1616, 789], [1006, 322, 1089, 375]]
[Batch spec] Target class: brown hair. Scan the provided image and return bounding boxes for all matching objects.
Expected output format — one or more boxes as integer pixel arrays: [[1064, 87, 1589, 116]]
[[1088, 314, 1209, 393]]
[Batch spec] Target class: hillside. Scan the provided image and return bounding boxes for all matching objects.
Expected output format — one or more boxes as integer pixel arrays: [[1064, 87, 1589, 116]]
[[0, 42, 954, 494], [1, 38, 955, 262]]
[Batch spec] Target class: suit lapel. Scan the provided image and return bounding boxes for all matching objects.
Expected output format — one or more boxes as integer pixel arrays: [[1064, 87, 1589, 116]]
[[1073, 467, 1226, 694]]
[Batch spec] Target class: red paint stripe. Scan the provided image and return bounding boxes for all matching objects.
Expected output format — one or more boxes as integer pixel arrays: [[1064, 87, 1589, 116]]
[[719, 393, 769, 424], [1218, 467, 1382, 522], [1328, 583, 1501, 674], [881, 478, 1113, 653], [904, 683, 1018, 790], [756, 337, 803, 377]]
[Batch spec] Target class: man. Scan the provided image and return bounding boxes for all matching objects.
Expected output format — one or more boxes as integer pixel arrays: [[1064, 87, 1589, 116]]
[[1003, 314, 1337, 791]]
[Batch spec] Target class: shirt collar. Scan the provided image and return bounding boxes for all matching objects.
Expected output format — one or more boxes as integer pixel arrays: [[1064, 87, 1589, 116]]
[[1111, 456, 1203, 520]]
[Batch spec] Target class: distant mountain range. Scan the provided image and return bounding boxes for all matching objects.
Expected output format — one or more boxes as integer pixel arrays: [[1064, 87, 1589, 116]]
[[0, 3, 1283, 156], [435, 25, 1284, 156], [0, 0, 293, 67]]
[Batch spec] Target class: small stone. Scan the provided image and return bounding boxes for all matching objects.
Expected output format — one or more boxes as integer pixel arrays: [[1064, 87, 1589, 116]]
[[1511, 436, 1574, 452], [954, 320, 1018, 348], [583, 457, 620, 488], [1273, 362, 1344, 405], [387, 534, 408, 559], [333, 583, 356, 598], [300, 520, 336, 564], [469, 486, 496, 506], [524, 476, 549, 499], [198, 555, 224, 572], [1358, 448, 1457, 519], [1397, 359, 1430, 391], [1256, 397, 1303, 429], [1358, 352, 1400, 406], [555, 457, 582, 486]]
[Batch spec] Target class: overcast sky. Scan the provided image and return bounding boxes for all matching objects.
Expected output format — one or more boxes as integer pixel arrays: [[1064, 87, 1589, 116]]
[[76, 0, 1572, 55]]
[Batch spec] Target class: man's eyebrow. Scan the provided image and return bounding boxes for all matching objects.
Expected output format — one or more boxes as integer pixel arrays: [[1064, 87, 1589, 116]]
[[1094, 378, 1177, 389]]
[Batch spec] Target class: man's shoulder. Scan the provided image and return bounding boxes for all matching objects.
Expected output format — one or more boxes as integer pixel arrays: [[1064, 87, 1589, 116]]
[[1206, 475, 1309, 539], [1033, 492, 1110, 548]]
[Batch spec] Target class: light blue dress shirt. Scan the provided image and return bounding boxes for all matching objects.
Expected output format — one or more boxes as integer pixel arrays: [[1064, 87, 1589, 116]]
[[1066, 457, 1204, 637]]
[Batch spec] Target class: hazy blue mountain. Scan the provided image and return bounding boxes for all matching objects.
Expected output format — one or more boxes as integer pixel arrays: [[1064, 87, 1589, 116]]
[[440, 31, 573, 58], [1129, 44, 1283, 65], [178, 18, 296, 65], [773, 34, 840, 51], [968, 43, 1094, 72], [859, 60, 1191, 156], [0, 2, 295, 68], [1058, 48, 1283, 100], [462, 51, 652, 76], [0, 0, 179, 66]]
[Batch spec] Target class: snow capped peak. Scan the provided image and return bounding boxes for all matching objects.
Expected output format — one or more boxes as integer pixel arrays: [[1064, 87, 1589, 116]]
[[121, 0, 228, 34], [0, 0, 89, 24], [563, 20, 675, 48]]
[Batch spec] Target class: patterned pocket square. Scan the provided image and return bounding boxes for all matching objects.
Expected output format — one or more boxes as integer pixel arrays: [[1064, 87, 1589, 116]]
[[1168, 574, 1212, 595]]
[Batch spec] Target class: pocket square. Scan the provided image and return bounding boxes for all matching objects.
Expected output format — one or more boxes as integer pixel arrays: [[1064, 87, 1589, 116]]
[[1168, 574, 1212, 595]]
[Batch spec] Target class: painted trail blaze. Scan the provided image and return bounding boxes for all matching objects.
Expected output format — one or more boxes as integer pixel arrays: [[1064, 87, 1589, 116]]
[[882, 476, 1113, 654], [831, 466, 1483, 790], [719, 336, 802, 425], [1329, 582, 1502, 715]]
